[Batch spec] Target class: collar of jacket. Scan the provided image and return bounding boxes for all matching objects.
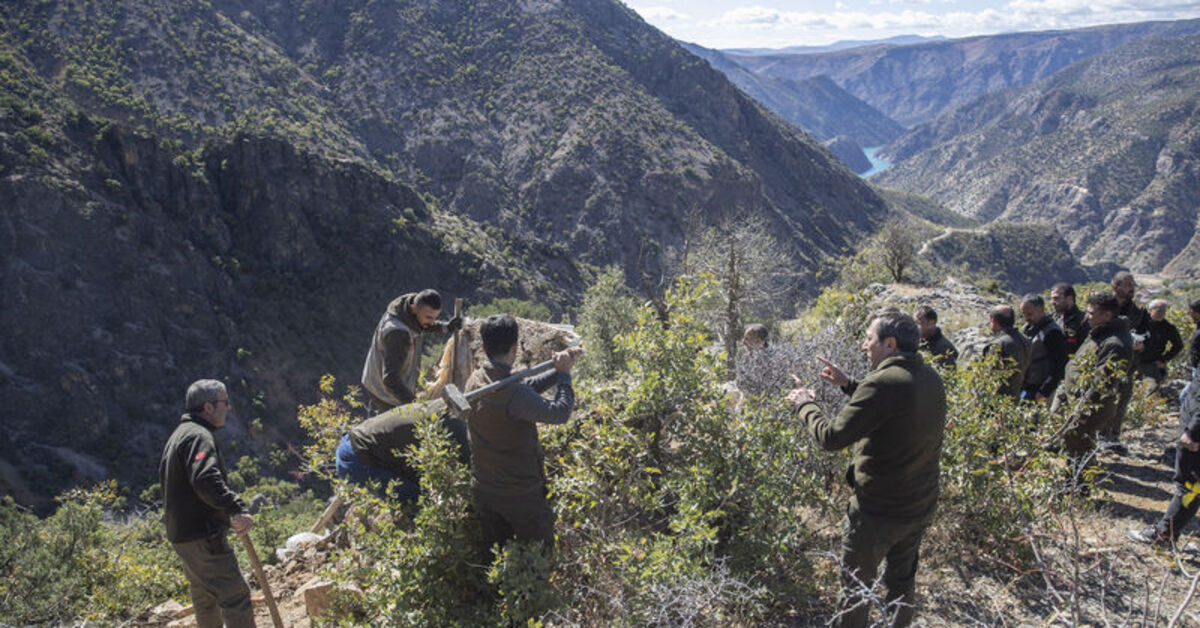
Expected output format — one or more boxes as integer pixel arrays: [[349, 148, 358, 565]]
[[874, 351, 920, 372], [483, 359, 513, 379], [181, 413, 217, 431], [1023, 315, 1054, 336], [1090, 317, 1129, 340], [386, 293, 429, 331]]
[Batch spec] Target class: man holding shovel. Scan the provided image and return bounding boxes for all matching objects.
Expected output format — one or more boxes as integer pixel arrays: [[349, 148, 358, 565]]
[[465, 314, 582, 552], [160, 379, 255, 628]]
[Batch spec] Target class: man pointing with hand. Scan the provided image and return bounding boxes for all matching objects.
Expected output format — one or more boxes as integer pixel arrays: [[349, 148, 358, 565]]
[[786, 308, 946, 628]]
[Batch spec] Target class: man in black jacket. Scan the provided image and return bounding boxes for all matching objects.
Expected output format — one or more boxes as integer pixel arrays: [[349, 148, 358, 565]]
[[1051, 282, 1089, 357], [984, 305, 1032, 398], [915, 306, 958, 367], [160, 379, 255, 628], [1021, 294, 1069, 402]]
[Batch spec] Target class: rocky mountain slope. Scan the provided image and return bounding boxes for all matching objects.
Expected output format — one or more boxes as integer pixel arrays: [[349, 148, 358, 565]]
[[728, 19, 1200, 126], [874, 35, 1200, 276], [0, 0, 888, 506], [683, 43, 904, 147]]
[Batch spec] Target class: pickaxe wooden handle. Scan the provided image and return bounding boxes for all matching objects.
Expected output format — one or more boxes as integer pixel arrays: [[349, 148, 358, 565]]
[[441, 340, 583, 413], [238, 530, 285, 628]]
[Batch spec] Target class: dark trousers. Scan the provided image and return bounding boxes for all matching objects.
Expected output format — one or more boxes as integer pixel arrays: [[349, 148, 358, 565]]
[[837, 504, 929, 628], [1100, 379, 1134, 442], [1157, 446, 1200, 541], [474, 485, 555, 551], [172, 533, 255, 628]]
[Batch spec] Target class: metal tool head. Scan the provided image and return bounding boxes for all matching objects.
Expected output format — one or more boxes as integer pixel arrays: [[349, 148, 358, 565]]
[[442, 383, 471, 414]]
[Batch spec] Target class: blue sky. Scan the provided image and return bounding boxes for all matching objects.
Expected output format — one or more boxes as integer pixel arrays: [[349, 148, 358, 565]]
[[626, 0, 1200, 48]]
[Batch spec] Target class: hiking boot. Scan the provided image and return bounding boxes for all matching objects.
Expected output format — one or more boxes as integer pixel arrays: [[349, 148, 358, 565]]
[[1127, 526, 1164, 546]]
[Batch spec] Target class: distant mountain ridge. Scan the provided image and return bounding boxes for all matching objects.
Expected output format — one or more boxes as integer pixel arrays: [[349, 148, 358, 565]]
[[0, 0, 888, 505], [874, 34, 1200, 275], [728, 19, 1200, 126], [722, 34, 946, 57], [683, 42, 904, 148]]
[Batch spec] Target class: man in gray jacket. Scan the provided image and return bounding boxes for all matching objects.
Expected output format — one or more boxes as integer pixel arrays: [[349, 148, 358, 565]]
[[361, 289, 462, 412]]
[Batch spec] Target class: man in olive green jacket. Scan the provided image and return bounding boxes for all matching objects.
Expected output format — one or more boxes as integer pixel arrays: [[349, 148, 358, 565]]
[[788, 309, 946, 628], [1049, 292, 1134, 465]]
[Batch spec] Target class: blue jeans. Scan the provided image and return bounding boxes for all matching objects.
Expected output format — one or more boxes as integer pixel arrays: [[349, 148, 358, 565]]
[[335, 434, 419, 502]]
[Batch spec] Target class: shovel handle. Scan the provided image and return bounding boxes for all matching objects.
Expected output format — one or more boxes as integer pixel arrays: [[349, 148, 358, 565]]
[[238, 530, 285, 628]]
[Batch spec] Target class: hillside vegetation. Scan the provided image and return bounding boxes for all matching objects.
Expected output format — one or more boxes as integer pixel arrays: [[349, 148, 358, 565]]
[[0, 0, 889, 507], [5, 276, 1200, 626]]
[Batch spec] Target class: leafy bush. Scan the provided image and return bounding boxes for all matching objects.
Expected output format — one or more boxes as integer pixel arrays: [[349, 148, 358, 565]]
[[576, 265, 639, 378], [0, 481, 185, 624]]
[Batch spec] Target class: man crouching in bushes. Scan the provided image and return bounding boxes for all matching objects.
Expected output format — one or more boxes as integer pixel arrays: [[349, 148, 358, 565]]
[[786, 309, 947, 628], [465, 314, 581, 552]]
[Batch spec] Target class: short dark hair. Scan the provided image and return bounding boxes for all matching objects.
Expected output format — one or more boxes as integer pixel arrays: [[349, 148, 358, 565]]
[[990, 305, 1015, 328], [744, 324, 769, 343], [1112, 271, 1134, 286], [914, 305, 937, 322], [1087, 292, 1120, 315], [414, 289, 442, 310], [1051, 282, 1075, 300], [871, 308, 919, 353], [1021, 293, 1044, 308], [481, 314, 519, 359], [1191, 298, 1200, 314]]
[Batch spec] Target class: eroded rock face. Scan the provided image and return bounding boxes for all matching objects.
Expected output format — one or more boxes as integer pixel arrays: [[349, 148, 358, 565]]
[[0, 124, 493, 510]]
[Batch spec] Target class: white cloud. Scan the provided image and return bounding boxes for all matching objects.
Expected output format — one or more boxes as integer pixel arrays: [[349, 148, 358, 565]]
[[633, 0, 1200, 48], [635, 5, 691, 21]]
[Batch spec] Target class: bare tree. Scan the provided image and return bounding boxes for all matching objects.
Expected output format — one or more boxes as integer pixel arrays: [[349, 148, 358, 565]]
[[875, 217, 920, 283], [675, 213, 801, 374]]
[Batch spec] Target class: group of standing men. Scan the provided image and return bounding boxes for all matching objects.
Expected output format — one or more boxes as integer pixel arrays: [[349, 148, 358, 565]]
[[777, 272, 1200, 627]]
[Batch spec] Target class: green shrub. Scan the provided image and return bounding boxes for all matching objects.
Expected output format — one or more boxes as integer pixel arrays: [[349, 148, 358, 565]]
[[576, 265, 638, 378], [0, 481, 186, 624]]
